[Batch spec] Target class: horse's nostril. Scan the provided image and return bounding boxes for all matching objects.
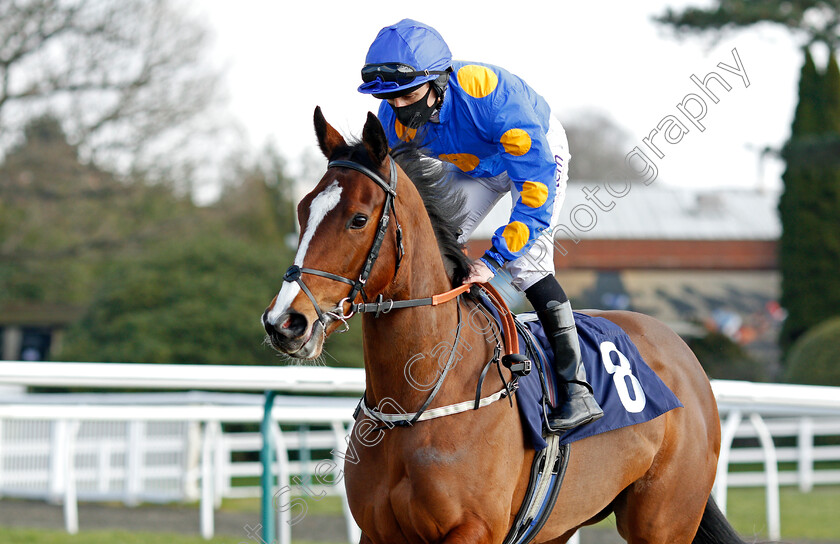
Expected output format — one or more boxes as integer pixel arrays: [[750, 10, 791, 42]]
[[275, 311, 308, 339]]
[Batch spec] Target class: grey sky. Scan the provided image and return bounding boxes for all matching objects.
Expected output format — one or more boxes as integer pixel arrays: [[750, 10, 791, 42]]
[[202, 0, 805, 192]]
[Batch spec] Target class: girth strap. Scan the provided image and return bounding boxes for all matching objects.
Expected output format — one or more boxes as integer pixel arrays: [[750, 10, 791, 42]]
[[502, 437, 570, 544]]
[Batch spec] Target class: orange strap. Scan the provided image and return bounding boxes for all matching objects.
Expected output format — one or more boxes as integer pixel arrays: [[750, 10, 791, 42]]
[[431, 282, 519, 357], [476, 283, 520, 357], [430, 283, 472, 305]]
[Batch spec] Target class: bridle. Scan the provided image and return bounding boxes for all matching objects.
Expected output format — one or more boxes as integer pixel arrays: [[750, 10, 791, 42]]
[[281, 156, 404, 327], [279, 154, 529, 427], [280, 154, 522, 350]]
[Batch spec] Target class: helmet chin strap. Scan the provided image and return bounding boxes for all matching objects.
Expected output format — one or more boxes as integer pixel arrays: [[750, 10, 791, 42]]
[[430, 71, 449, 104]]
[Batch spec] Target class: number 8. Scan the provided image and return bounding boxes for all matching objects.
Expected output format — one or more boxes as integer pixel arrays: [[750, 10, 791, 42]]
[[599, 341, 646, 413]]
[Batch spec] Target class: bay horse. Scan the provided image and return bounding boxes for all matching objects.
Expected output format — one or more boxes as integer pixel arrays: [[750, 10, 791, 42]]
[[262, 108, 748, 544]]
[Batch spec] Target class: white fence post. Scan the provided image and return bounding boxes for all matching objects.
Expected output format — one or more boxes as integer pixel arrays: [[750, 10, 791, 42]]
[[749, 413, 780, 541], [200, 420, 219, 540], [798, 416, 814, 493], [213, 422, 225, 509], [49, 420, 68, 503], [63, 420, 81, 535], [270, 423, 292, 544], [125, 421, 144, 506], [184, 421, 202, 500], [715, 410, 742, 515]]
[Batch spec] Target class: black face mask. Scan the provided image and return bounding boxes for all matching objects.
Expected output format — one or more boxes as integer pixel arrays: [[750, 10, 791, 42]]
[[391, 86, 436, 129]]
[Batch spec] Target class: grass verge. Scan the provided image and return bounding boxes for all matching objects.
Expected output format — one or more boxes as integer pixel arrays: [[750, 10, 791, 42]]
[[0, 527, 330, 544], [726, 485, 840, 541], [3, 486, 839, 542]]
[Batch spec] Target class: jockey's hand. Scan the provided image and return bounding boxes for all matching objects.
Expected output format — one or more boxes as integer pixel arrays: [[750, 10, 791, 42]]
[[466, 259, 495, 284]]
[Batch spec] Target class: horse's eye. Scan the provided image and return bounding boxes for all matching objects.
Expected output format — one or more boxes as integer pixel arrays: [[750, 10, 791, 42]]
[[349, 214, 368, 229]]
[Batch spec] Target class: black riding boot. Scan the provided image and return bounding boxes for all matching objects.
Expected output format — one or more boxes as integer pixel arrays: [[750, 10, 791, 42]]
[[537, 300, 604, 432]]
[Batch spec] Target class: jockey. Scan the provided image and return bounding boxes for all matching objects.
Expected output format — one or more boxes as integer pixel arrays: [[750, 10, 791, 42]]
[[357, 19, 603, 432]]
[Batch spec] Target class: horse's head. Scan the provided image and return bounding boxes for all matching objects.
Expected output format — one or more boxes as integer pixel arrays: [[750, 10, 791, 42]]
[[261, 107, 404, 360]]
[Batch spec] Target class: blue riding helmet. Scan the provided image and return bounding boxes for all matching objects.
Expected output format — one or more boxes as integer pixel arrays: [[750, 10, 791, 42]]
[[358, 19, 452, 96]]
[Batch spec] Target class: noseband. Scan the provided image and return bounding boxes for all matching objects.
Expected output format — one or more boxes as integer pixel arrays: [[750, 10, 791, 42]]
[[281, 157, 404, 325]]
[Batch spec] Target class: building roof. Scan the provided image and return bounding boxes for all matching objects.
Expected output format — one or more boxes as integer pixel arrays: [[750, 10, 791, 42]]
[[470, 183, 780, 241], [0, 302, 83, 326]]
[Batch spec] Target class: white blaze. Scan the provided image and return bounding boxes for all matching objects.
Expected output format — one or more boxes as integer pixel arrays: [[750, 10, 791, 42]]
[[267, 180, 342, 324]]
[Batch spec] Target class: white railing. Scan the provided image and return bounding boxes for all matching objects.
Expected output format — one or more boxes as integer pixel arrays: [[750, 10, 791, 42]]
[[1, 363, 840, 543], [0, 418, 193, 503], [712, 380, 840, 540], [0, 396, 359, 541], [0, 392, 349, 503], [719, 416, 840, 488], [0, 361, 364, 392], [0, 361, 364, 543], [217, 425, 342, 499]]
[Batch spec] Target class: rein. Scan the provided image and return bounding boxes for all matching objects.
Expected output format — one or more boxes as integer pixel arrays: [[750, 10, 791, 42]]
[[357, 284, 525, 429], [349, 282, 471, 317], [281, 155, 527, 427]]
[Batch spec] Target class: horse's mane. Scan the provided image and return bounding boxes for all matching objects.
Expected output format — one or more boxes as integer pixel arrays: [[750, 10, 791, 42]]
[[328, 141, 472, 286], [390, 143, 473, 286]]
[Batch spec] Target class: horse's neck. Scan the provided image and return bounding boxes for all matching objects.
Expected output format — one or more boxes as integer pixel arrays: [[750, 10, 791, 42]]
[[361, 237, 488, 411]]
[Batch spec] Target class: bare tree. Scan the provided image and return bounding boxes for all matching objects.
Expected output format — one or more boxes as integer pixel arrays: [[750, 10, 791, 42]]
[[0, 0, 223, 180]]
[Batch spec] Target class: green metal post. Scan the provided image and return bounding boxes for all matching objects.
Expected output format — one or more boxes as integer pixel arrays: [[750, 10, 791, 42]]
[[260, 390, 277, 542]]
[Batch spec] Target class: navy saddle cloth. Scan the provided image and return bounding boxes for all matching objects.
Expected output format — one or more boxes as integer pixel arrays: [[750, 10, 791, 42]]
[[483, 299, 683, 451]]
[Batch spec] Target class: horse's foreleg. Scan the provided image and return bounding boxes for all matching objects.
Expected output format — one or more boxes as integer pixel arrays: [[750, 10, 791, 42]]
[[441, 518, 494, 544], [357, 521, 496, 544]]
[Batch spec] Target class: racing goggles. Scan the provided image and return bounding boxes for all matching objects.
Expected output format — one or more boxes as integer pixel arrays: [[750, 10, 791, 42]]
[[360, 63, 448, 92]]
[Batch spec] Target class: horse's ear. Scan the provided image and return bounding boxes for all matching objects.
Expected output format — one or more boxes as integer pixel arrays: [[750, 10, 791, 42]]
[[362, 111, 389, 166], [314, 106, 346, 159]]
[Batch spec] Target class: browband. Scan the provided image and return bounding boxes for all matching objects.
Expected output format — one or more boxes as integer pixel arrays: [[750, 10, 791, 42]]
[[328, 158, 397, 196]]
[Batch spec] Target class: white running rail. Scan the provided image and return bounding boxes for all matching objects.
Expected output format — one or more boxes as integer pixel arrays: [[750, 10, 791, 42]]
[[1, 363, 840, 542]]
